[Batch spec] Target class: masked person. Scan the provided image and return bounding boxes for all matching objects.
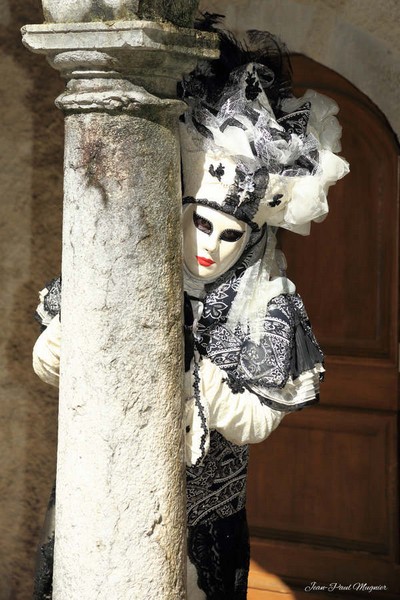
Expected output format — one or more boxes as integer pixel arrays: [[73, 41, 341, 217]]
[[32, 25, 348, 600]]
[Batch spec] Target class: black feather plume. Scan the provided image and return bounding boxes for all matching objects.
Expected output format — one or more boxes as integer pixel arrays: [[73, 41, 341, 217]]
[[181, 13, 293, 111]]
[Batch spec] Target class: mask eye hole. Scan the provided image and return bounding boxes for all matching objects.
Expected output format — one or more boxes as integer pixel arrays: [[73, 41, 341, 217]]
[[220, 229, 244, 243], [193, 212, 213, 235]]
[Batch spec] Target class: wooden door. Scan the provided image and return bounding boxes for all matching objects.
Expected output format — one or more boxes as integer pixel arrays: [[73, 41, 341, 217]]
[[247, 55, 399, 600]]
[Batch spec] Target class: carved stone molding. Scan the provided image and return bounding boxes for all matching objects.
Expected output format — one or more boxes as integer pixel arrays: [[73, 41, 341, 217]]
[[21, 21, 218, 98], [55, 77, 186, 115]]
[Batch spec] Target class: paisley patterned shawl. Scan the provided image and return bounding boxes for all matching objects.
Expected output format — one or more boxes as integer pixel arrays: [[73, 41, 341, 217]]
[[193, 229, 324, 411]]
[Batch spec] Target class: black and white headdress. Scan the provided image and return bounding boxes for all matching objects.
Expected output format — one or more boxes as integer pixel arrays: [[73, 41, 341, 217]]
[[180, 26, 348, 235], [179, 23, 349, 340]]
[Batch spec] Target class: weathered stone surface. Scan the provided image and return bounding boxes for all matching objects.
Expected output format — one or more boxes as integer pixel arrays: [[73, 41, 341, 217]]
[[0, 4, 64, 600], [42, 0, 139, 23], [42, 0, 199, 28], [138, 0, 199, 28], [54, 97, 187, 598], [21, 9, 217, 600], [22, 21, 218, 97]]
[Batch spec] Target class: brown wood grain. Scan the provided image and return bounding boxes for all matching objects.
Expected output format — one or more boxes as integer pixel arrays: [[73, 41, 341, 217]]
[[247, 54, 399, 599], [248, 408, 397, 555]]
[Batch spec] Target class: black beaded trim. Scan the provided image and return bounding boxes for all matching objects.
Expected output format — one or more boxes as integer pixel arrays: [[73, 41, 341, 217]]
[[192, 359, 209, 468], [252, 388, 320, 413]]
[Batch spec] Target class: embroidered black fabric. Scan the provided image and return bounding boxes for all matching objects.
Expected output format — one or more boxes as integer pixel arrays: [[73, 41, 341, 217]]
[[196, 280, 323, 408], [207, 294, 323, 385], [184, 292, 195, 372], [33, 484, 55, 600], [187, 431, 248, 527], [188, 508, 250, 600], [34, 276, 61, 331], [43, 278, 61, 318]]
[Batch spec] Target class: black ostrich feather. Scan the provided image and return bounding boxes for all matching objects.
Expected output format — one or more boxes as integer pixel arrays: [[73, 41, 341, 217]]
[[179, 13, 293, 112]]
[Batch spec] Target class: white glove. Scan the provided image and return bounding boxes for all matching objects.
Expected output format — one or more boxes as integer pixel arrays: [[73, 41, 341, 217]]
[[184, 356, 285, 466], [200, 357, 285, 445], [32, 314, 61, 388]]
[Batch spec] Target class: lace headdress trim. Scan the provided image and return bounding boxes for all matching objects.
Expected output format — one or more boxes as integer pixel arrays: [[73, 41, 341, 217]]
[[179, 25, 349, 235]]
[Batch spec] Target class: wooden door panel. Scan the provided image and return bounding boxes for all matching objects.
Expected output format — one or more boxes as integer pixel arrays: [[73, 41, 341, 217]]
[[322, 358, 398, 411], [248, 54, 399, 599], [248, 408, 397, 555]]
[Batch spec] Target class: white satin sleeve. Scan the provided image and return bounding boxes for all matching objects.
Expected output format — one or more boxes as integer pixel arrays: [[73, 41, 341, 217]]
[[184, 357, 285, 466], [32, 314, 61, 388], [199, 357, 285, 446]]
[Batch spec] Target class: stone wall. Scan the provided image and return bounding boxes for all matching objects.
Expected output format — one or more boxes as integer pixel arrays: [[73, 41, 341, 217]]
[[0, 1, 63, 598], [0, 1, 398, 598]]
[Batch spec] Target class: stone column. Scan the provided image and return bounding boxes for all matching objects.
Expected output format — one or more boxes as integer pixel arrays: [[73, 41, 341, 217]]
[[22, 6, 217, 599]]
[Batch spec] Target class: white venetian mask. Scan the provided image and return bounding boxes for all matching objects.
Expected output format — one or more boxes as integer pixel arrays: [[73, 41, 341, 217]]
[[182, 204, 250, 281]]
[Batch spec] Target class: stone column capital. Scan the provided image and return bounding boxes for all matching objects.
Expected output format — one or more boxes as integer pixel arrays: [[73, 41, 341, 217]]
[[21, 21, 219, 98]]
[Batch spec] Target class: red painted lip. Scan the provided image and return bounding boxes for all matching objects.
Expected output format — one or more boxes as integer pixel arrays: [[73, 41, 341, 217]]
[[196, 256, 215, 267]]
